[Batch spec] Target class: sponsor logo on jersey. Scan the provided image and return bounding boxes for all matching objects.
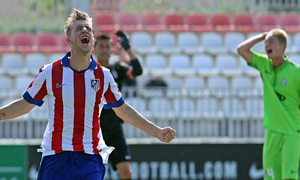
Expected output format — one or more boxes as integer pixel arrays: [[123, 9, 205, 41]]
[[56, 83, 66, 88]]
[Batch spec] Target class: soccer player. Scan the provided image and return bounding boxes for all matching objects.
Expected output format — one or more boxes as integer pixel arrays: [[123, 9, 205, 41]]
[[237, 28, 300, 180], [0, 9, 176, 180], [93, 32, 143, 179]]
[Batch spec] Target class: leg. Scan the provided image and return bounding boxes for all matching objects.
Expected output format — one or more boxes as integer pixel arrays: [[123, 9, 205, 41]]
[[102, 121, 132, 179], [82, 168, 106, 180], [281, 134, 300, 180], [116, 161, 132, 180], [263, 130, 282, 180]]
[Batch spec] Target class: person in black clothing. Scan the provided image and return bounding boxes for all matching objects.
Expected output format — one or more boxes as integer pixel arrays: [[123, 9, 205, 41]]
[[94, 31, 143, 179]]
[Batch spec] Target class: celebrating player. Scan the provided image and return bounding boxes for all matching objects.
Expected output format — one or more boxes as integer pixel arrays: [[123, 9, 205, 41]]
[[0, 9, 176, 180]]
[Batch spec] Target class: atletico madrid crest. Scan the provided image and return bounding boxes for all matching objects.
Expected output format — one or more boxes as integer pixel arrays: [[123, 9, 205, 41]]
[[91, 79, 100, 92]]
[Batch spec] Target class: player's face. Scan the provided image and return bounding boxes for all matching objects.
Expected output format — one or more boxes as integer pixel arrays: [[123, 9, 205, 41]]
[[94, 39, 112, 62], [265, 35, 285, 60], [68, 20, 94, 53]]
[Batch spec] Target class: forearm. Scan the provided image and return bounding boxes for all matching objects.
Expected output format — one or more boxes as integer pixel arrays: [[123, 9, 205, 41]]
[[237, 33, 266, 53], [237, 32, 267, 63], [113, 103, 160, 137], [0, 98, 34, 121], [126, 48, 137, 60]]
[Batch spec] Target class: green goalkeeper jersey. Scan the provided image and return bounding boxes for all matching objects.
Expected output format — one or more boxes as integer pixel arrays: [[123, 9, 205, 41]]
[[250, 51, 300, 136]]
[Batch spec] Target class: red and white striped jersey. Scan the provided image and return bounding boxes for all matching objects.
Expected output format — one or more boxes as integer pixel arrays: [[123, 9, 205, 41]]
[[23, 52, 124, 163]]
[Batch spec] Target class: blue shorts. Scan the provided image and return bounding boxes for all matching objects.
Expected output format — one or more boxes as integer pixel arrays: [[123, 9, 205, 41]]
[[37, 151, 105, 180]]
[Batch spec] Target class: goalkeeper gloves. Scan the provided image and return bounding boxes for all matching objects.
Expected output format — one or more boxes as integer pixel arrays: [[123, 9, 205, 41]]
[[115, 30, 131, 50]]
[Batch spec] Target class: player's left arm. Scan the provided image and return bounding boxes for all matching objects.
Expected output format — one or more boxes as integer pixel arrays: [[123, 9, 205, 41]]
[[113, 102, 176, 143]]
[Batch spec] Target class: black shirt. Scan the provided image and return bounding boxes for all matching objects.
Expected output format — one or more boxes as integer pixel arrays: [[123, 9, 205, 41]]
[[100, 59, 143, 130]]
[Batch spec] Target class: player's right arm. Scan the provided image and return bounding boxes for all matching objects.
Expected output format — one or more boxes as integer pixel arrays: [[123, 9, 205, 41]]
[[0, 98, 35, 121], [237, 32, 268, 64]]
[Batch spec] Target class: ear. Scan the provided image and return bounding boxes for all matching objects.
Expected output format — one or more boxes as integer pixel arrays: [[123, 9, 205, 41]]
[[66, 36, 72, 47]]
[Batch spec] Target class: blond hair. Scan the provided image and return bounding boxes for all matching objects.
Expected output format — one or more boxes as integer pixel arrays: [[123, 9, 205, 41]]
[[268, 28, 288, 51], [64, 8, 93, 37]]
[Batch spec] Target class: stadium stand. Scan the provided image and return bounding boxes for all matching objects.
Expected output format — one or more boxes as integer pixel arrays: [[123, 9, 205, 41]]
[[25, 53, 48, 75], [163, 76, 182, 98], [0, 75, 14, 98], [210, 13, 235, 33], [231, 76, 253, 97], [293, 33, 300, 52], [94, 12, 118, 33], [201, 32, 227, 54], [278, 12, 300, 34], [254, 13, 278, 32], [36, 33, 61, 53], [2, 0, 300, 142], [177, 31, 203, 55], [0, 33, 15, 53], [1, 53, 27, 77], [192, 53, 219, 78], [239, 57, 260, 78], [169, 54, 194, 77], [215, 54, 242, 78], [154, 31, 180, 55], [186, 13, 212, 33], [140, 12, 166, 33], [163, 13, 189, 33], [148, 97, 172, 119], [224, 32, 246, 54], [11, 33, 38, 53], [183, 76, 207, 98], [116, 12, 143, 33], [233, 13, 259, 33], [207, 76, 230, 98], [130, 31, 156, 55], [144, 53, 171, 77]]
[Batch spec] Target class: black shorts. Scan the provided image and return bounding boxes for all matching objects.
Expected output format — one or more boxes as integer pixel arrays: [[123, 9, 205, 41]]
[[102, 124, 131, 170]]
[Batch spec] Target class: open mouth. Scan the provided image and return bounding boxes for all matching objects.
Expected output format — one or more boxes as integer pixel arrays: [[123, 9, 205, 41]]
[[266, 49, 272, 54], [81, 36, 90, 44]]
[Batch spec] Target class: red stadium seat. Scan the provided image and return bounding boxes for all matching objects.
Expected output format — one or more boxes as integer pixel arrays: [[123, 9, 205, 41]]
[[59, 34, 70, 52], [233, 13, 259, 33], [116, 13, 142, 33], [12, 33, 38, 53], [0, 34, 15, 53], [37, 33, 62, 53], [140, 13, 166, 33], [255, 13, 278, 32], [210, 13, 235, 33], [186, 13, 212, 33], [164, 13, 188, 33], [278, 12, 300, 34], [94, 12, 118, 33]]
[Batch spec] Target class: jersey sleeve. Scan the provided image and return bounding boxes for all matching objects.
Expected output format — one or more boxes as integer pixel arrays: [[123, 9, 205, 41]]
[[129, 59, 143, 78], [118, 59, 143, 80], [249, 50, 269, 72], [23, 66, 47, 107], [103, 70, 124, 109]]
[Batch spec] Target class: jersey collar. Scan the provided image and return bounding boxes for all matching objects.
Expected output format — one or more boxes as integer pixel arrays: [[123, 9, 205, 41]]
[[61, 52, 97, 70]]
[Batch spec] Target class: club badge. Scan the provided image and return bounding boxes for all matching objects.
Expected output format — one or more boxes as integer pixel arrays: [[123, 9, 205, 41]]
[[91, 79, 100, 92], [281, 78, 286, 87]]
